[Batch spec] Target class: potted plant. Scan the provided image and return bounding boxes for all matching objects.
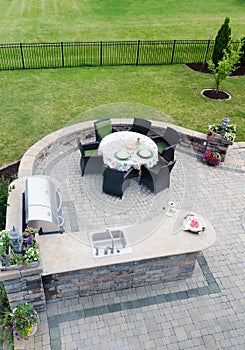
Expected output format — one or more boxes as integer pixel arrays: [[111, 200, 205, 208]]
[[1, 303, 39, 343], [0, 227, 40, 270], [207, 123, 236, 142], [203, 150, 221, 166]]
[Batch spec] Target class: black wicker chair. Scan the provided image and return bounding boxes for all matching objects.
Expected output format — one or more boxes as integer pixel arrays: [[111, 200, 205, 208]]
[[94, 118, 117, 142], [166, 159, 176, 173], [139, 157, 175, 194], [128, 118, 152, 135], [102, 167, 134, 199], [159, 156, 176, 173], [151, 127, 180, 162], [77, 139, 104, 176]]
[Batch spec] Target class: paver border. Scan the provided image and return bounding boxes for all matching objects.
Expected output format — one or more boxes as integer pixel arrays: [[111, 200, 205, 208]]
[[47, 253, 220, 349]]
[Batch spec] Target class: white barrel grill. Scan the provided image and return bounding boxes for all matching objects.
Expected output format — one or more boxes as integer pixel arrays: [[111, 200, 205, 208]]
[[25, 176, 64, 234]]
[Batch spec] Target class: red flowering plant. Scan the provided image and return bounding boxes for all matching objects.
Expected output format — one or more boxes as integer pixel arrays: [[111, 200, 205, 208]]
[[0, 227, 39, 268], [203, 150, 221, 166]]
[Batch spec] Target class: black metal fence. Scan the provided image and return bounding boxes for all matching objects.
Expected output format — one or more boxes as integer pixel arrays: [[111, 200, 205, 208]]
[[0, 39, 239, 71]]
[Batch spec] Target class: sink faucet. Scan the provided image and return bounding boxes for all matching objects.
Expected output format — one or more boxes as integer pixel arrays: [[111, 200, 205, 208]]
[[107, 230, 115, 254], [104, 246, 112, 255], [94, 247, 99, 256]]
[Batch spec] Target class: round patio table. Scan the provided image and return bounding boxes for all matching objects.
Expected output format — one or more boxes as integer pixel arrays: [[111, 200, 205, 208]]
[[98, 131, 158, 171]]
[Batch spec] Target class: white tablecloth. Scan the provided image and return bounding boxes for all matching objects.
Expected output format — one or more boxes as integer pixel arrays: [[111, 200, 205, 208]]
[[98, 131, 158, 171]]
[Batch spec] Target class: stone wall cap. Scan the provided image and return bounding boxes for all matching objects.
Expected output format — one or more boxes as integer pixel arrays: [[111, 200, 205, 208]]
[[20, 266, 43, 277], [0, 269, 21, 281]]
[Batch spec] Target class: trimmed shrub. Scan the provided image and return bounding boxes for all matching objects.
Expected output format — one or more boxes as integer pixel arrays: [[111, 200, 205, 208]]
[[0, 176, 16, 230], [0, 282, 14, 349], [239, 36, 245, 65]]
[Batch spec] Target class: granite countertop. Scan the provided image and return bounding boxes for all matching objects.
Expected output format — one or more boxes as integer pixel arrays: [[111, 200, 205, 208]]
[[37, 209, 215, 275]]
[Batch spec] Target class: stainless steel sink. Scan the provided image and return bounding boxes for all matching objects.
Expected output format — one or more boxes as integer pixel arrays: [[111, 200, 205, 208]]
[[89, 229, 132, 258]]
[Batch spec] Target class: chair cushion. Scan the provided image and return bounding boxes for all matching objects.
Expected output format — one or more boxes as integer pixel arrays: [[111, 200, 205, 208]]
[[84, 149, 98, 156], [157, 141, 168, 154], [97, 121, 112, 138], [150, 164, 162, 175]]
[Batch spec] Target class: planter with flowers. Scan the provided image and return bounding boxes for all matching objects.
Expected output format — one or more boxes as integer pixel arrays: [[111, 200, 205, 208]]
[[206, 116, 236, 163], [0, 227, 40, 270], [207, 123, 236, 143], [203, 150, 222, 166], [0, 303, 39, 345]]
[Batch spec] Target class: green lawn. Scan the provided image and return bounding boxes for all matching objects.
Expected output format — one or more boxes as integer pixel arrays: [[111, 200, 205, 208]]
[[0, 65, 244, 166], [0, 0, 244, 43], [0, 0, 244, 166]]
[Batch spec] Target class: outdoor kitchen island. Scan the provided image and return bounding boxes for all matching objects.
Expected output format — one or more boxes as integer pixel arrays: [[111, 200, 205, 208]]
[[39, 209, 215, 302], [2, 177, 216, 304]]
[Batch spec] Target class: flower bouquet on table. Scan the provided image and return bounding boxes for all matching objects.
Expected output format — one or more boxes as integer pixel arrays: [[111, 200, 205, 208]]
[[1, 303, 39, 342], [203, 150, 221, 166], [0, 227, 40, 269]]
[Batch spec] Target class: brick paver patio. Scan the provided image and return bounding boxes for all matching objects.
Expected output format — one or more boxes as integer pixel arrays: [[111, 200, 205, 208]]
[[5, 130, 244, 350], [3, 129, 245, 350]]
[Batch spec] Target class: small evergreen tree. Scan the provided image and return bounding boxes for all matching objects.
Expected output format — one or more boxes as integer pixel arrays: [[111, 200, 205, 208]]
[[212, 17, 231, 67], [239, 36, 245, 65]]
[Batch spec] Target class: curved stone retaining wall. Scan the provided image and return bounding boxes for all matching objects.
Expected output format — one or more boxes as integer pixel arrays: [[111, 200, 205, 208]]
[[18, 118, 209, 178]]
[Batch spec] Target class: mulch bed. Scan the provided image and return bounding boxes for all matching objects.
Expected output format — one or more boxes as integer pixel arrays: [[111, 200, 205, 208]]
[[186, 62, 244, 100], [186, 62, 245, 76], [201, 89, 231, 100], [0, 160, 20, 180]]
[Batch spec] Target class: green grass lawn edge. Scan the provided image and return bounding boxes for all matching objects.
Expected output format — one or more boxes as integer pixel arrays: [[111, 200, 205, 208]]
[[0, 64, 244, 167]]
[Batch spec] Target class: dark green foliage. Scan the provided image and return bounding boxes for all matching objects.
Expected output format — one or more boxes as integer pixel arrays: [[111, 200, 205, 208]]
[[0, 177, 10, 230], [212, 17, 231, 67], [208, 42, 241, 91], [0, 282, 14, 349], [239, 36, 245, 65], [0, 176, 16, 230], [0, 283, 10, 319]]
